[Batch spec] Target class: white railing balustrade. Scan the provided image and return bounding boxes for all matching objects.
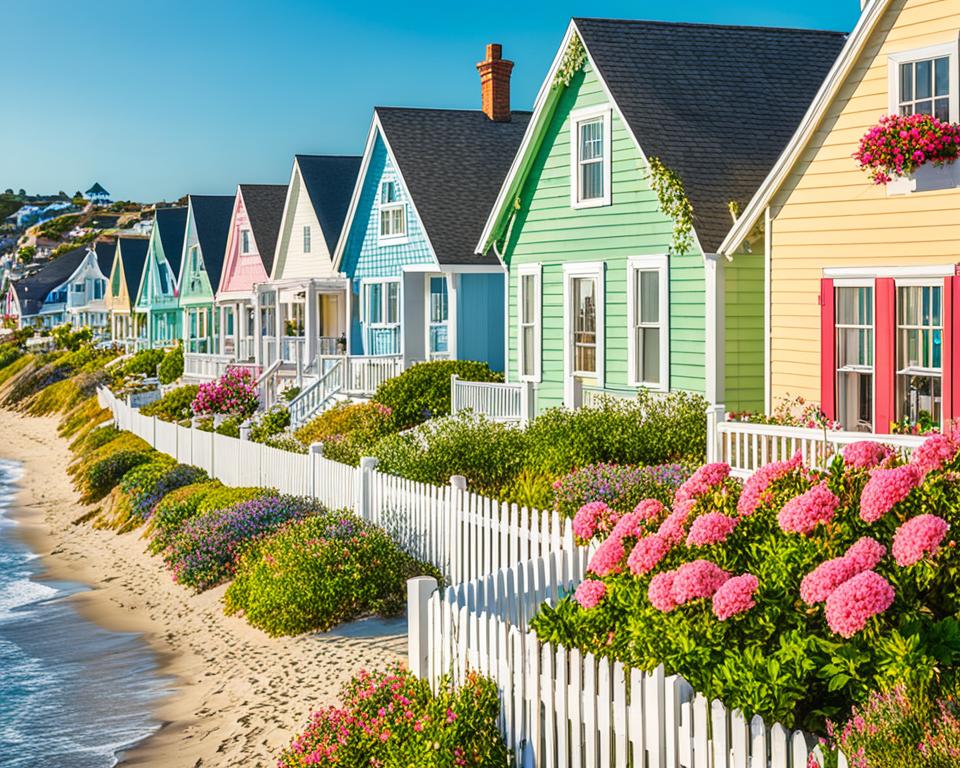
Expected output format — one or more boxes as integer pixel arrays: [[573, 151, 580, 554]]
[[318, 355, 404, 396], [450, 375, 531, 423], [183, 352, 235, 382], [288, 358, 344, 427], [280, 336, 306, 365]]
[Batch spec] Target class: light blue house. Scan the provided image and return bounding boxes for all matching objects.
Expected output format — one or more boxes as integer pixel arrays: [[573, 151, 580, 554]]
[[333, 92, 530, 371]]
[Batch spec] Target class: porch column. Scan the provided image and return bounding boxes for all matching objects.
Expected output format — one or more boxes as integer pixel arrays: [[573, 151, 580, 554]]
[[304, 281, 318, 366], [253, 287, 263, 365]]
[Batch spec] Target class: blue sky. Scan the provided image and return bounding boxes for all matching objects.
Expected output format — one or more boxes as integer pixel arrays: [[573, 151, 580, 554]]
[[1, 0, 861, 202]]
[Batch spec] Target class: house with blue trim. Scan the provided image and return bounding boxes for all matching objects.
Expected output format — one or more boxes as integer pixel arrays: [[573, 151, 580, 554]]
[[332, 46, 530, 372]]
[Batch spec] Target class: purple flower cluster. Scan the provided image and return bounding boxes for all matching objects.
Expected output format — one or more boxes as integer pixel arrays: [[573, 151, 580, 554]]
[[554, 463, 691, 519], [120, 462, 208, 522], [163, 495, 322, 591], [192, 367, 259, 418]]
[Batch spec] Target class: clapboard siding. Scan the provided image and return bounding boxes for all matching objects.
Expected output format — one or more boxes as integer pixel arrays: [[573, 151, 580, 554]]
[[768, 0, 960, 407], [271, 163, 337, 281], [504, 61, 706, 407], [723, 246, 764, 412]]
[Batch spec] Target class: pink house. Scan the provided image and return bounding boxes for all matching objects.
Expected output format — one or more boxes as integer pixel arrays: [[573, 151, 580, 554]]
[[216, 184, 287, 361]]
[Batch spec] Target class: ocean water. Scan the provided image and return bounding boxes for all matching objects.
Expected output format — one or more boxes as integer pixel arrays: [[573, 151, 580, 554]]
[[0, 459, 167, 767]]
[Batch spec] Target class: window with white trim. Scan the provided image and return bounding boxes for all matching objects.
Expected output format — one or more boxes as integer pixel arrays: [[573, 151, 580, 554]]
[[889, 43, 959, 123], [571, 276, 598, 374], [628, 257, 668, 388], [240, 229, 252, 254], [896, 283, 942, 427], [378, 180, 406, 241], [835, 285, 875, 432], [570, 106, 612, 208], [518, 266, 541, 380], [303, 225, 311, 253], [364, 280, 400, 326]]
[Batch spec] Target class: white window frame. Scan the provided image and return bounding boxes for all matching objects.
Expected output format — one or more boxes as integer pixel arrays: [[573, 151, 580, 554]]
[[626, 255, 669, 390], [888, 41, 960, 122], [303, 225, 312, 253], [361, 278, 401, 329], [562, 262, 605, 385], [569, 104, 612, 209], [894, 279, 944, 428], [517, 263, 542, 383], [425, 274, 450, 361], [377, 179, 407, 245], [240, 229, 252, 255], [834, 278, 876, 432]]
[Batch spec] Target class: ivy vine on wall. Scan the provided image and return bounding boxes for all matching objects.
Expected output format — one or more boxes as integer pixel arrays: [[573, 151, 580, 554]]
[[553, 34, 586, 88], [646, 157, 695, 255]]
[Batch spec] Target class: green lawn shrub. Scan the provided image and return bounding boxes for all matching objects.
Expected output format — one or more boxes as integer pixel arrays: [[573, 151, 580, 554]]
[[157, 345, 184, 385], [294, 401, 394, 465], [140, 385, 198, 423], [145, 480, 223, 554]]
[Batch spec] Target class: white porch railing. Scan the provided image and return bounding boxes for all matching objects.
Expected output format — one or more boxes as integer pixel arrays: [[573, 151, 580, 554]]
[[280, 336, 306, 365], [183, 352, 235, 382], [319, 355, 404, 397], [255, 359, 283, 410], [450, 375, 532, 423], [289, 358, 344, 427], [710, 415, 926, 478]]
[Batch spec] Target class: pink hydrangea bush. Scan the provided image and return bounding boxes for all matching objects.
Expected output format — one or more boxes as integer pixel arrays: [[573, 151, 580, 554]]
[[712, 573, 759, 620], [737, 451, 803, 516], [574, 579, 607, 610], [892, 514, 950, 567], [778, 483, 840, 534], [842, 441, 894, 470], [191, 367, 258, 418], [860, 464, 924, 523], [823, 570, 895, 638]]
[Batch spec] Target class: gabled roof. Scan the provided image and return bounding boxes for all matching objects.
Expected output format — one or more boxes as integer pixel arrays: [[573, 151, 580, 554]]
[[294, 155, 362, 254], [154, 206, 188, 275], [86, 182, 109, 196], [719, 0, 889, 255], [370, 108, 532, 265], [116, 237, 149, 299], [93, 240, 116, 276], [188, 194, 234, 285], [480, 18, 846, 255], [12, 246, 88, 316], [238, 184, 287, 275]]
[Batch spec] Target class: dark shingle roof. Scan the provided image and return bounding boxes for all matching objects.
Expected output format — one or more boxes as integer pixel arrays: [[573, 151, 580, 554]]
[[13, 246, 89, 315], [116, 237, 149, 300], [188, 195, 234, 286], [155, 206, 188, 276], [93, 240, 116, 276], [86, 182, 109, 196], [238, 184, 287, 275], [376, 108, 531, 265], [573, 18, 847, 253], [295, 155, 362, 254]]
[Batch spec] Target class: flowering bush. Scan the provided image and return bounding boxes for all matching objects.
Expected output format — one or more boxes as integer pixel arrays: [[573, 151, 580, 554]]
[[162, 495, 322, 591], [225, 513, 440, 635], [530, 430, 960, 732], [277, 664, 509, 768], [854, 113, 960, 185], [97, 458, 208, 533], [80, 447, 155, 502], [145, 481, 223, 554], [294, 401, 396, 466], [553, 462, 691, 519], [191, 367, 258, 418]]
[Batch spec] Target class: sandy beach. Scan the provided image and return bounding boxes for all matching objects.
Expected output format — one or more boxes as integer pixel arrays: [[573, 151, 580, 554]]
[[0, 409, 405, 767]]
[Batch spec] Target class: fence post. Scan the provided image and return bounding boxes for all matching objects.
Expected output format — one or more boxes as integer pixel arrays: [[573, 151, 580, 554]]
[[239, 419, 252, 441], [152, 416, 158, 448], [520, 381, 535, 425], [448, 475, 467, 583], [357, 456, 379, 521], [705, 403, 725, 464], [450, 374, 460, 416], [407, 576, 438, 681], [564, 375, 583, 410], [309, 442, 324, 500]]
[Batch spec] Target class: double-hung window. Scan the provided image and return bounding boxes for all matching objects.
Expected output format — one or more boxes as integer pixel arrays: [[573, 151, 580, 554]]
[[835, 285, 875, 432], [565, 264, 604, 377], [518, 266, 541, 381], [896, 283, 943, 427], [628, 256, 668, 389], [363, 279, 400, 354], [240, 229, 252, 255], [427, 276, 449, 359], [570, 106, 612, 208], [889, 43, 959, 123], [303, 225, 311, 253], [378, 180, 406, 242]]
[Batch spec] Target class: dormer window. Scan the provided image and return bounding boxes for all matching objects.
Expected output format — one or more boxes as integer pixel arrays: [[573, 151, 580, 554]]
[[378, 180, 406, 242], [303, 225, 311, 253], [889, 43, 959, 122], [240, 229, 252, 254], [570, 105, 612, 208]]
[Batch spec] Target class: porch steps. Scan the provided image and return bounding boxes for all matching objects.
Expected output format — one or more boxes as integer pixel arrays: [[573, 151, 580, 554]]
[[288, 358, 345, 427]]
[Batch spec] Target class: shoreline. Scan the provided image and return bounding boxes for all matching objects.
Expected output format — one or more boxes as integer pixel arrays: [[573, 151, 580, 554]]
[[1, 409, 405, 767]]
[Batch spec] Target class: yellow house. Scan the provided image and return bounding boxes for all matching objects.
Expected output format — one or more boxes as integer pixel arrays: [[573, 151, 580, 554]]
[[722, 0, 960, 434], [106, 236, 150, 348]]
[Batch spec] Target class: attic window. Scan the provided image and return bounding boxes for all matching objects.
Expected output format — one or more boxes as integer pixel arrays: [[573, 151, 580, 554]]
[[240, 229, 252, 254], [378, 180, 406, 242], [570, 105, 612, 208], [889, 43, 959, 123]]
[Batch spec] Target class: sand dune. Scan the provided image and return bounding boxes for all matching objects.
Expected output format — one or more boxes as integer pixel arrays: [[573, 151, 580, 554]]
[[1, 410, 405, 767]]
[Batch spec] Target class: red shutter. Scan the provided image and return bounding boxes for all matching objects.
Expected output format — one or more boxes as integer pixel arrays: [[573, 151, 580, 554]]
[[820, 278, 835, 421], [875, 278, 896, 434], [945, 273, 960, 426]]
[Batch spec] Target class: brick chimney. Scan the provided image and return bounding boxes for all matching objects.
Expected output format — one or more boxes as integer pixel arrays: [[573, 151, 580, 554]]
[[477, 43, 513, 122]]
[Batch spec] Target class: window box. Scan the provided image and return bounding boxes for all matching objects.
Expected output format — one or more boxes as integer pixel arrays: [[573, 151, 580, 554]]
[[886, 160, 960, 195]]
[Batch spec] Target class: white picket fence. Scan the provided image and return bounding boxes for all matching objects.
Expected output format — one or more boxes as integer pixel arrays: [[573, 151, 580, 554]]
[[408, 549, 840, 768]]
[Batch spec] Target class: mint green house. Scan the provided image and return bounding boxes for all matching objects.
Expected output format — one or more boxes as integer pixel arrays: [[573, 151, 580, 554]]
[[177, 195, 234, 354], [477, 18, 845, 414], [135, 206, 187, 349]]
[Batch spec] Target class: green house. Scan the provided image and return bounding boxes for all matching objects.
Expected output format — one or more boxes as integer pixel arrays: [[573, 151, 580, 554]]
[[177, 195, 234, 354], [477, 18, 845, 414], [135, 206, 187, 349]]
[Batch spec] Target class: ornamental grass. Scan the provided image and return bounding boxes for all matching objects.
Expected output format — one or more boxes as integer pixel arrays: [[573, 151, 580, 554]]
[[532, 434, 960, 733]]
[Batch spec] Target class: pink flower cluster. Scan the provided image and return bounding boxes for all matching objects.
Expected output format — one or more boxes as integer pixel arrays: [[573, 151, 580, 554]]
[[572, 501, 619, 543], [854, 113, 960, 185], [892, 514, 950, 567], [736, 452, 802, 517], [712, 573, 759, 620], [657, 498, 695, 546], [192, 366, 259, 417], [824, 570, 895, 637], [648, 560, 730, 612], [574, 579, 607, 610], [801, 537, 886, 605], [627, 534, 670, 575], [910, 431, 960, 475], [778, 482, 840, 534], [586, 535, 625, 577], [674, 463, 730, 505], [842, 441, 894, 470], [686, 512, 738, 547], [860, 464, 924, 523], [633, 498, 667, 522]]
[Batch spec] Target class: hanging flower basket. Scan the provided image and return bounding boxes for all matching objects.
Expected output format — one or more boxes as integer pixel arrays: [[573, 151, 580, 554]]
[[854, 113, 960, 185]]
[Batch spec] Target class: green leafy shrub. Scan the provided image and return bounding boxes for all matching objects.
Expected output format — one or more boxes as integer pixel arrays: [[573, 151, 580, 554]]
[[70, 424, 121, 454], [116, 348, 164, 378], [277, 664, 509, 768], [225, 512, 439, 635], [0, 343, 21, 371], [59, 396, 110, 440], [552, 462, 692, 518], [69, 431, 151, 481], [372, 413, 527, 495], [295, 401, 395, 465], [81, 449, 155, 502], [249, 405, 290, 444], [98, 459, 208, 533], [215, 416, 242, 438], [502, 468, 556, 510], [195, 486, 272, 515], [372, 360, 503, 429], [145, 481, 223, 554], [140, 385, 198, 423], [262, 433, 307, 454], [50, 324, 92, 351], [531, 436, 960, 732], [157, 345, 183, 385]]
